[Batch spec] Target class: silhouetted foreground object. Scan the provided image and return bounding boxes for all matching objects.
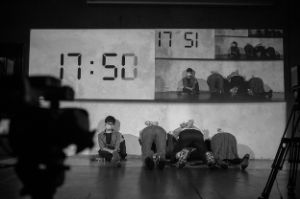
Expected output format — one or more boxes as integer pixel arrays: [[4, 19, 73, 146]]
[[0, 76, 94, 199]]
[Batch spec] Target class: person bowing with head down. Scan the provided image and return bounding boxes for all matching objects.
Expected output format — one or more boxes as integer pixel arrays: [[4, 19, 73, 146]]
[[170, 120, 216, 169], [139, 121, 167, 170]]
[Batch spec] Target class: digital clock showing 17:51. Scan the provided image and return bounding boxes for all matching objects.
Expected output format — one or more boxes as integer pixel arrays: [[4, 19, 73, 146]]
[[29, 29, 155, 100]]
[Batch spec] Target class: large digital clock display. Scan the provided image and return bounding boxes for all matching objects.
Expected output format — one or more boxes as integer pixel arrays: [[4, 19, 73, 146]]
[[155, 29, 215, 59], [29, 29, 284, 101], [29, 29, 155, 100]]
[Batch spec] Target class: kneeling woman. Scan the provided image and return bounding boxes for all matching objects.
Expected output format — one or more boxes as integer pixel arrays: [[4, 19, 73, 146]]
[[171, 120, 216, 168]]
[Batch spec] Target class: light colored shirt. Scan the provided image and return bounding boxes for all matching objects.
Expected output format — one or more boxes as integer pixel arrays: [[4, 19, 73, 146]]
[[172, 125, 201, 139]]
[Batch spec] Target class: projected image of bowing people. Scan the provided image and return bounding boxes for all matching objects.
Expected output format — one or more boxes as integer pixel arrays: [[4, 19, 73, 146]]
[[170, 120, 216, 169], [247, 75, 273, 99], [225, 70, 274, 99]]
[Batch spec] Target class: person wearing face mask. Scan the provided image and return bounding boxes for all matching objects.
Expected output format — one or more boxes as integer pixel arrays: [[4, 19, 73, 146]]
[[97, 116, 122, 167]]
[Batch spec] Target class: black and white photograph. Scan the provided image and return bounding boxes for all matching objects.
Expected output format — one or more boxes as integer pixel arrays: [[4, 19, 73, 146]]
[[155, 59, 284, 101], [215, 31, 284, 60], [155, 29, 285, 102], [1, 1, 300, 199]]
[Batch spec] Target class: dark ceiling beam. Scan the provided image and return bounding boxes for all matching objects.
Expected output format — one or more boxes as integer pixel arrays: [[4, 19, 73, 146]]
[[86, 0, 275, 6]]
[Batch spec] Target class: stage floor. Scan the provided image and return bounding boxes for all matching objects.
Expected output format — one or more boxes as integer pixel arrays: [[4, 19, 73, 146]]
[[0, 156, 299, 199]]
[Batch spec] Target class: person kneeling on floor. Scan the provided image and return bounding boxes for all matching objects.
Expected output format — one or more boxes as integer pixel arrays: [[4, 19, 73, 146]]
[[139, 121, 167, 170], [171, 120, 216, 169], [209, 128, 249, 170], [97, 116, 124, 167]]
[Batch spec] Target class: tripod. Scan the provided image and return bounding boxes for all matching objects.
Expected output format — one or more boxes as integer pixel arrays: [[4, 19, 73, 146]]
[[258, 103, 300, 199]]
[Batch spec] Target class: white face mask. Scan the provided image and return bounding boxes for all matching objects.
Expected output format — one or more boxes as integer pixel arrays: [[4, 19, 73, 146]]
[[105, 124, 114, 133]]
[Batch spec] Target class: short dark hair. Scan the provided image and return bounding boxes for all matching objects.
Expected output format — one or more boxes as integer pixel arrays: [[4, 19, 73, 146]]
[[186, 68, 194, 73], [232, 41, 238, 46], [105, 116, 116, 124]]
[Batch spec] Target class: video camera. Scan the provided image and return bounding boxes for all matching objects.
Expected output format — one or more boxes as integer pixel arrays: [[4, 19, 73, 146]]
[[0, 75, 94, 199]]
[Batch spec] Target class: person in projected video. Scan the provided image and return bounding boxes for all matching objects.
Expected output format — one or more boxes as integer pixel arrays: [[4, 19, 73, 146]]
[[228, 41, 241, 59], [181, 68, 200, 95]]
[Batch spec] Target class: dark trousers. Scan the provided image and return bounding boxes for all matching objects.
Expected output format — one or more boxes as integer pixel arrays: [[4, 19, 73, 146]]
[[207, 73, 225, 94], [119, 138, 127, 160], [150, 134, 178, 160], [98, 140, 127, 161], [98, 150, 114, 161], [171, 129, 207, 162]]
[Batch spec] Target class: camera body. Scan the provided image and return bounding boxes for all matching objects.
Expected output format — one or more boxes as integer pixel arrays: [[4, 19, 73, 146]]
[[0, 75, 94, 199]]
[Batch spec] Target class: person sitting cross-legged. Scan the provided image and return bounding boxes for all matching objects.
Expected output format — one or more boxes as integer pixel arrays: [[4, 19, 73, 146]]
[[97, 116, 123, 167], [180, 68, 200, 95]]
